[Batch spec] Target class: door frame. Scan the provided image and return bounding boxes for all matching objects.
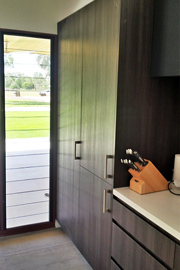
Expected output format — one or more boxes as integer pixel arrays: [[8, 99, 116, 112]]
[[0, 29, 58, 236]]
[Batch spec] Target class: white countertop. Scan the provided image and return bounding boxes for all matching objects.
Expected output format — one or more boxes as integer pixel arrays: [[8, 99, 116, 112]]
[[113, 187, 180, 241]]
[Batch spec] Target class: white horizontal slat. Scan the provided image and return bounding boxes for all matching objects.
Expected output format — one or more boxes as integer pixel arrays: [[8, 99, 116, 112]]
[[6, 149, 49, 157], [6, 154, 49, 169], [6, 189, 49, 206], [6, 166, 49, 182], [7, 201, 49, 219], [6, 178, 49, 194], [7, 213, 49, 228], [6, 138, 50, 153]]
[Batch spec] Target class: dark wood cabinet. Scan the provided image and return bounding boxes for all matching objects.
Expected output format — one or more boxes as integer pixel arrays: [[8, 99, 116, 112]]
[[79, 168, 112, 270], [80, 3, 96, 175], [57, 0, 180, 269], [57, 0, 120, 269], [174, 244, 180, 270], [80, 0, 120, 185], [151, 0, 180, 77], [112, 223, 167, 270], [92, 176, 112, 270], [114, 0, 180, 188], [57, 11, 82, 245], [112, 198, 180, 270], [111, 260, 122, 270], [113, 199, 175, 268], [78, 167, 94, 262]]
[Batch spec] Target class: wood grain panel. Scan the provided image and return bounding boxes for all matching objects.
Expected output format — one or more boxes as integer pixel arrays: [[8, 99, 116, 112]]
[[89, 176, 112, 270], [80, 2, 96, 173], [111, 260, 122, 270], [151, 0, 180, 76], [114, 0, 180, 188], [93, 0, 120, 184], [81, 0, 121, 186], [57, 1, 117, 268], [113, 199, 175, 268], [57, 10, 82, 243], [78, 168, 112, 270], [78, 167, 94, 263], [112, 223, 167, 270], [174, 244, 180, 270]]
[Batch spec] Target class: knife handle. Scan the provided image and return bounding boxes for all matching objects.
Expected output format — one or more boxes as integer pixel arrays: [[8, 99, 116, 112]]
[[133, 151, 148, 166]]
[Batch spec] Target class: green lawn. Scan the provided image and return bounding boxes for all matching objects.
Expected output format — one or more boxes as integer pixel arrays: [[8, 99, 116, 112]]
[[5, 100, 50, 107], [5, 111, 50, 139]]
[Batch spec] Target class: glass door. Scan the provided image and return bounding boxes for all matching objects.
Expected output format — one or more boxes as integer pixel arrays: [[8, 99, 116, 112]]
[[4, 35, 51, 229]]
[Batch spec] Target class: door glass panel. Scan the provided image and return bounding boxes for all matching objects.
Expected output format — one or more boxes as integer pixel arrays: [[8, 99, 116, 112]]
[[4, 35, 51, 228]]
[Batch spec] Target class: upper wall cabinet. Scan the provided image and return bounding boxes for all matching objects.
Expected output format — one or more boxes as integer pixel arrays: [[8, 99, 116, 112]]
[[151, 0, 180, 77]]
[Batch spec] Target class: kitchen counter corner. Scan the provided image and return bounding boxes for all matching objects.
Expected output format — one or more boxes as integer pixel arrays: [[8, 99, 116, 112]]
[[113, 187, 180, 241]]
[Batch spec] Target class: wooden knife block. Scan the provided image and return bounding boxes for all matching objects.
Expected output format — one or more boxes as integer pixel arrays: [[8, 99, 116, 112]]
[[128, 160, 169, 194]]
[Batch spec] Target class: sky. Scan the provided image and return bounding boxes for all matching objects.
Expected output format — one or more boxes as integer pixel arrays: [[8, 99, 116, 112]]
[[5, 52, 46, 77]]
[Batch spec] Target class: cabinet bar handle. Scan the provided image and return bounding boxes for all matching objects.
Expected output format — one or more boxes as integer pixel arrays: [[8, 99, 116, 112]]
[[74, 141, 81, 160], [103, 189, 111, 213], [104, 155, 113, 179]]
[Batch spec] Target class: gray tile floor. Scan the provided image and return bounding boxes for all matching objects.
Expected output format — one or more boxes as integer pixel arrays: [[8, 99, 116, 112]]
[[0, 228, 92, 270]]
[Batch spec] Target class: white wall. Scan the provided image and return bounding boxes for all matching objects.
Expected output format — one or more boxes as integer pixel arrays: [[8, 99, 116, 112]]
[[0, 0, 94, 35]]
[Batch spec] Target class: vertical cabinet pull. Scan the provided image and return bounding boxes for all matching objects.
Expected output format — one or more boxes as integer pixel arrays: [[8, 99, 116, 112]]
[[104, 155, 113, 179], [74, 141, 81, 160], [103, 189, 111, 213]]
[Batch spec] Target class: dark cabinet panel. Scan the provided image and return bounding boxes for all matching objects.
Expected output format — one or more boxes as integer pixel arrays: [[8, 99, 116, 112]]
[[57, 1, 119, 268], [91, 176, 112, 270], [81, 0, 120, 185], [57, 11, 82, 244], [113, 199, 175, 268], [57, 0, 179, 269], [174, 244, 180, 270], [78, 167, 94, 262], [151, 0, 180, 77], [112, 223, 167, 270], [93, 0, 120, 184], [80, 3, 96, 174], [111, 260, 121, 270], [79, 168, 112, 270], [114, 0, 180, 188]]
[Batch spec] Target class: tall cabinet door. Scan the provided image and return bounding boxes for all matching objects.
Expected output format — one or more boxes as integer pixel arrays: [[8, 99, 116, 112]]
[[80, 0, 121, 184], [94, 0, 121, 184], [79, 167, 112, 270], [90, 176, 112, 270], [57, 12, 82, 244], [80, 3, 97, 174]]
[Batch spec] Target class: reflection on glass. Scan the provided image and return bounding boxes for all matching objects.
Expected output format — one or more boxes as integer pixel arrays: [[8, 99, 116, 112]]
[[4, 35, 51, 228]]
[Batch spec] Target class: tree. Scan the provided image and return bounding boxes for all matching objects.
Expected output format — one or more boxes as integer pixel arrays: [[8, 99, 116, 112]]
[[32, 72, 49, 91], [36, 55, 50, 78], [22, 82, 34, 90], [15, 73, 27, 89], [5, 72, 16, 88], [11, 82, 20, 89], [4, 54, 14, 68], [5, 72, 27, 90]]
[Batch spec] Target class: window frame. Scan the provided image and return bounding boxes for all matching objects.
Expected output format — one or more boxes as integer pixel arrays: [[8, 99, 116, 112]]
[[0, 29, 57, 236]]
